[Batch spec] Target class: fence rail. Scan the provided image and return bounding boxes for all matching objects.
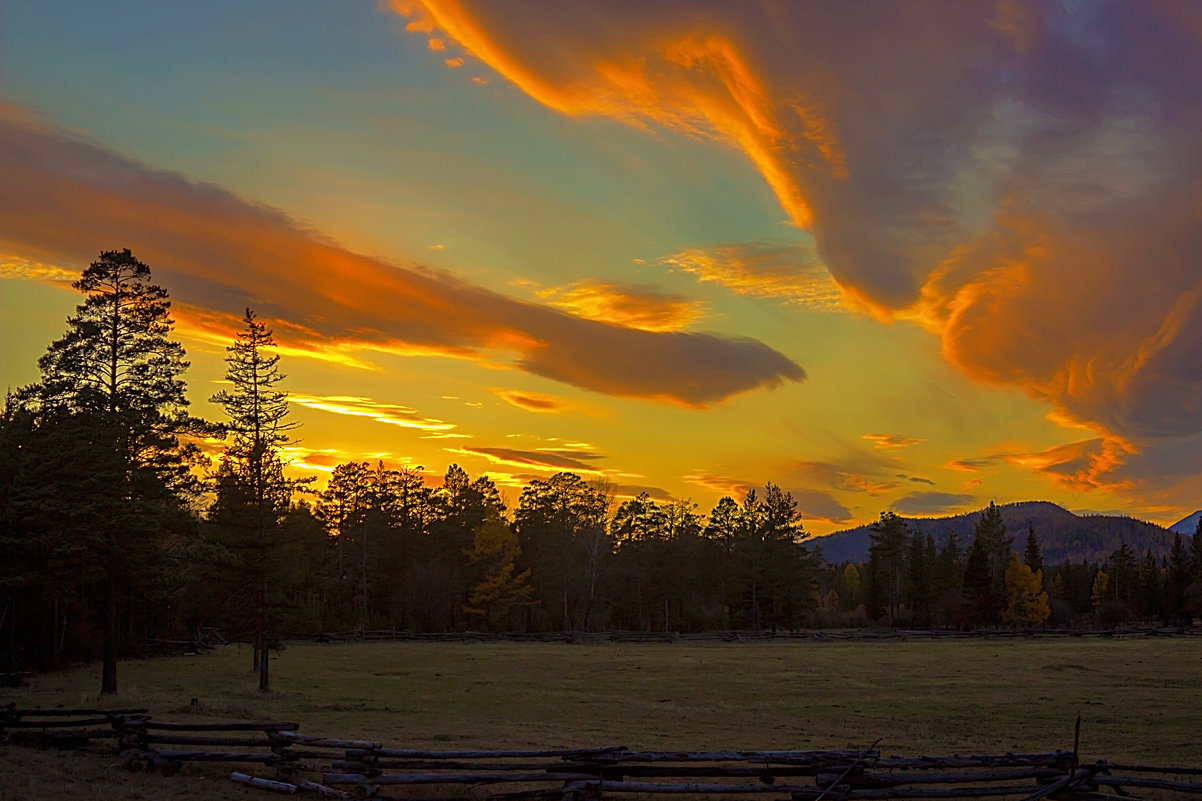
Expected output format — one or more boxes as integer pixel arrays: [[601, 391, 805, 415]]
[[3, 707, 1201, 799]]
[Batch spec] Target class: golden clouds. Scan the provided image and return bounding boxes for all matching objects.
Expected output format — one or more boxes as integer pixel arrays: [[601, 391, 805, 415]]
[[289, 394, 458, 434], [392, 1, 1202, 500], [394, 1, 850, 230], [447, 446, 603, 474], [660, 241, 845, 311], [862, 434, 924, 449], [538, 280, 705, 332], [495, 389, 564, 413], [0, 253, 77, 284], [0, 106, 803, 407]]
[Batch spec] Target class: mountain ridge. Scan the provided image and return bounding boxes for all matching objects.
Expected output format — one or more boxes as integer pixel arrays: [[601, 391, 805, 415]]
[[808, 501, 1176, 565]]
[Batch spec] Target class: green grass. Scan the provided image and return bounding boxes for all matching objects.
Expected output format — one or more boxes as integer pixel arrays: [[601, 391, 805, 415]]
[[4, 637, 1201, 799]]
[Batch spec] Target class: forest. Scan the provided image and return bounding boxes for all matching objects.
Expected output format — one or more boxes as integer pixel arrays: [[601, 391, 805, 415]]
[[3, 250, 1202, 694]]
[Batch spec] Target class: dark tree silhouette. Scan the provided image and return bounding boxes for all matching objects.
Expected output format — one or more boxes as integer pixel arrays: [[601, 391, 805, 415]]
[[24, 249, 200, 694], [209, 309, 303, 692]]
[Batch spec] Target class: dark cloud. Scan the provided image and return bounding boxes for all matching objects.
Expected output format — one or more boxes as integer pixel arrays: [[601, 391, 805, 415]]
[[891, 492, 976, 517], [0, 106, 803, 407]]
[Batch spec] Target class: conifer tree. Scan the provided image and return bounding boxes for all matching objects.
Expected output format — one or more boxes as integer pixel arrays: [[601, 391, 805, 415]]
[[867, 511, 909, 623], [26, 249, 200, 694], [209, 308, 302, 692], [1023, 523, 1043, 575]]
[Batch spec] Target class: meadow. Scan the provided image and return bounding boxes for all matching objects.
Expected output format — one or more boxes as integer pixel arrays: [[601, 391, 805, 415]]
[[3, 637, 1200, 800]]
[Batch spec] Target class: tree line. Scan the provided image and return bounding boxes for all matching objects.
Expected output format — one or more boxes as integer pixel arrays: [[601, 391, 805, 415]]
[[3, 251, 1202, 696]]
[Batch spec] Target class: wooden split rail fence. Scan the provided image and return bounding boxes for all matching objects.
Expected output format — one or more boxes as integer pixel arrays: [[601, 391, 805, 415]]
[[4, 707, 1202, 799]]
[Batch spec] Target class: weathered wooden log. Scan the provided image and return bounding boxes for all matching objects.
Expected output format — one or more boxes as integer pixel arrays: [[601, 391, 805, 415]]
[[578, 749, 875, 764], [350, 745, 628, 760], [1093, 775, 1202, 793], [565, 763, 830, 779], [323, 771, 600, 786], [138, 733, 276, 747], [1092, 762, 1202, 776], [871, 753, 1073, 770], [8, 729, 103, 748], [130, 719, 299, 732], [335, 759, 615, 773], [821, 767, 1065, 789], [798, 783, 1071, 800], [231, 771, 298, 794], [3, 717, 115, 728], [275, 745, 348, 761], [297, 779, 355, 799], [5, 707, 147, 717], [560, 779, 811, 795], [273, 730, 383, 749], [142, 749, 291, 762]]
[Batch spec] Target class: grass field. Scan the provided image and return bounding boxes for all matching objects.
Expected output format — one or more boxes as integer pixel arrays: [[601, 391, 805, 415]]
[[3, 637, 1201, 800]]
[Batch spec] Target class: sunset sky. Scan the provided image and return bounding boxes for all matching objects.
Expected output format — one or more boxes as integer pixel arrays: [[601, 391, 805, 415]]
[[4, 1, 1202, 536]]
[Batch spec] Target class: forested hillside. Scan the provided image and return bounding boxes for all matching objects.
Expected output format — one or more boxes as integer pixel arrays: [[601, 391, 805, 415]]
[[812, 501, 1176, 565]]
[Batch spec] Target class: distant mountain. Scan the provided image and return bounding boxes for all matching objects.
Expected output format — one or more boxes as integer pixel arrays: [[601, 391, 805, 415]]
[[1169, 510, 1202, 535], [807, 501, 1175, 565]]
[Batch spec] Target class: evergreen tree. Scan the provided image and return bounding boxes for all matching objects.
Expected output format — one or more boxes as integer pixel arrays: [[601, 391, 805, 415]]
[[962, 535, 992, 626], [208, 309, 303, 691], [1167, 533, 1191, 624], [23, 249, 201, 694], [906, 532, 936, 627], [1023, 523, 1043, 575], [866, 511, 909, 624], [966, 502, 1012, 625], [1107, 541, 1137, 614]]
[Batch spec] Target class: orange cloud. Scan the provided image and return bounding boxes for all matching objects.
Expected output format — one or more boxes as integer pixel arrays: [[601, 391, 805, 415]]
[[288, 394, 458, 433], [793, 460, 897, 496], [391, 2, 1202, 499], [0, 106, 803, 407], [447, 446, 603, 474], [495, 389, 564, 413], [946, 437, 1134, 493], [538, 280, 705, 331], [659, 241, 846, 311], [862, 433, 925, 449], [390, 1, 851, 230]]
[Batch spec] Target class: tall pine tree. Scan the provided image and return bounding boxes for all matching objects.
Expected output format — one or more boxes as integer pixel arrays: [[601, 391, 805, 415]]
[[209, 309, 302, 692], [25, 249, 200, 694]]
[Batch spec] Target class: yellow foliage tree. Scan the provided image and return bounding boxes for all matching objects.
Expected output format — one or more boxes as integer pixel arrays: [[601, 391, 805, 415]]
[[1003, 552, 1050, 627], [464, 518, 533, 631], [1091, 568, 1110, 612]]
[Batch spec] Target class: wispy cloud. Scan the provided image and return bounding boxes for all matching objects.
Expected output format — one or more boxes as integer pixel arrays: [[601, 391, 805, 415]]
[[683, 471, 852, 524], [0, 106, 803, 408], [447, 446, 603, 474], [538, 280, 706, 332], [494, 388, 566, 413], [660, 241, 846, 311], [946, 437, 1133, 492], [289, 394, 456, 433], [863, 433, 924, 449], [793, 460, 896, 495], [1, 252, 77, 284]]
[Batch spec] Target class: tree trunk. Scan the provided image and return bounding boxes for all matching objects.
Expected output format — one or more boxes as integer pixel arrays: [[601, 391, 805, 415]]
[[101, 576, 118, 695]]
